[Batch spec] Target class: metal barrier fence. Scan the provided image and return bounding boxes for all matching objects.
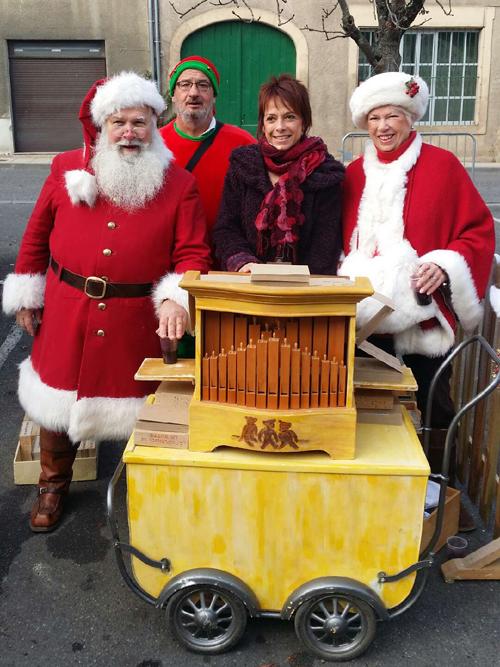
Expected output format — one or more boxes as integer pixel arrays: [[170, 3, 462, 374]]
[[452, 256, 500, 535], [341, 132, 477, 182]]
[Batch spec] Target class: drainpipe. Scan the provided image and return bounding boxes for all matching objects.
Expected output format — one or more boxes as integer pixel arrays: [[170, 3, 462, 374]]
[[147, 0, 161, 87], [154, 0, 162, 88]]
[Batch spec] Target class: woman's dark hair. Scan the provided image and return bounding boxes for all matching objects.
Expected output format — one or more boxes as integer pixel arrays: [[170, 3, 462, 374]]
[[257, 74, 312, 138]]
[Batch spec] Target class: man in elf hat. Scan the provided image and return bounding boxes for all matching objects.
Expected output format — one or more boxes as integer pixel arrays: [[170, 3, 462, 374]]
[[2, 71, 210, 532], [340, 72, 494, 527], [160, 55, 255, 237]]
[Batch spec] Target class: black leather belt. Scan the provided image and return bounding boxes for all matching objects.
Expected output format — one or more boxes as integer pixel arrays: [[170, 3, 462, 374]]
[[50, 258, 153, 299]]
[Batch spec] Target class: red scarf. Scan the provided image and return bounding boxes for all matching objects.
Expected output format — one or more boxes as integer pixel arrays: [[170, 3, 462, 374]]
[[255, 136, 327, 262]]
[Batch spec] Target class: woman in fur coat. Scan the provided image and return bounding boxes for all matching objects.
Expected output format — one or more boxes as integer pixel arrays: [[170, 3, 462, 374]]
[[340, 72, 494, 508]]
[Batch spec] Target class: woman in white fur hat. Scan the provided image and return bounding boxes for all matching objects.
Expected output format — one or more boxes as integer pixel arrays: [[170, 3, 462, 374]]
[[340, 72, 494, 503]]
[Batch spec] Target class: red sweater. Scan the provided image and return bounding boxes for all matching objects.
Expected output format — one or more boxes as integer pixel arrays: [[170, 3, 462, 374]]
[[160, 120, 255, 234]]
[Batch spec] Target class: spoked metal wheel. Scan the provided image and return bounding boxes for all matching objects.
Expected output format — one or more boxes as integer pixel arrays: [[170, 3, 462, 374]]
[[294, 593, 376, 661], [166, 584, 247, 654]]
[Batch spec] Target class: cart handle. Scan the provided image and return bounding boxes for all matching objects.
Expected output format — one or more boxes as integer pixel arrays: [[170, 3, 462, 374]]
[[106, 458, 170, 606], [420, 334, 499, 558]]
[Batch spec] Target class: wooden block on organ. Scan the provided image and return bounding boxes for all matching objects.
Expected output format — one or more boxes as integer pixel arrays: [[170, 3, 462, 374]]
[[250, 263, 310, 282], [227, 346, 237, 404], [237, 343, 246, 405], [246, 339, 256, 407], [256, 337, 268, 408], [220, 312, 235, 353], [328, 316, 346, 363], [279, 338, 291, 409], [204, 311, 220, 356], [267, 335, 280, 409]]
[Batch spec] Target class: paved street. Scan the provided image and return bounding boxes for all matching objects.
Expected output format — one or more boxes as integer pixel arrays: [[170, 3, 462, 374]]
[[0, 164, 499, 666]]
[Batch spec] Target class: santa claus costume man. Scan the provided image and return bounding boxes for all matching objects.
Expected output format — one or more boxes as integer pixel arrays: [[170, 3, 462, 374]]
[[2, 71, 211, 532]]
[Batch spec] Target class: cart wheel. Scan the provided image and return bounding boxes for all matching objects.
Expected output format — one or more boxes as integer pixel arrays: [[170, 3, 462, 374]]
[[166, 584, 247, 654], [294, 593, 376, 661]]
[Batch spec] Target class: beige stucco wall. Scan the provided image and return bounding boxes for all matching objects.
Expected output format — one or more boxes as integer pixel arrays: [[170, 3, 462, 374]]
[[1, 0, 499, 160], [160, 0, 500, 162], [0, 0, 151, 152]]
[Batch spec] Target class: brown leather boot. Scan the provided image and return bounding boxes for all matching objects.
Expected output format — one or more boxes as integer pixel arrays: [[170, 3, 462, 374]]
[[30, 428, 78, 533]]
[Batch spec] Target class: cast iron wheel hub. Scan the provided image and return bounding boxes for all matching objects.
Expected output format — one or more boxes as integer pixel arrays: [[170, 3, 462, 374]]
[[195, 609, 219, 632], [325, 615, 348, 636]]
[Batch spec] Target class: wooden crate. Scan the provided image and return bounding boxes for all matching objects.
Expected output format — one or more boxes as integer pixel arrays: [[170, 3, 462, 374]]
[[420, 486, 460, 553], [13, 417, 98, 485]]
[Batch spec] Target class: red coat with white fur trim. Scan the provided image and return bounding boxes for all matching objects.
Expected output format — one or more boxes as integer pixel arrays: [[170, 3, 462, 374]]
[[2, 149, 210, 442], [341, 137, 494, 357]]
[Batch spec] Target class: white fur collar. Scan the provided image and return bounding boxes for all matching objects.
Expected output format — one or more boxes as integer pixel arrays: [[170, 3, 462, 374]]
[[64, 139, 173, 208], [64, 170, 98, 207], [351, 133, 423, 255]]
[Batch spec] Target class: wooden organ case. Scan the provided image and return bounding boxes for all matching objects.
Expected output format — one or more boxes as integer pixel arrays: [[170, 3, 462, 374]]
[[181, 271, 373, 458]]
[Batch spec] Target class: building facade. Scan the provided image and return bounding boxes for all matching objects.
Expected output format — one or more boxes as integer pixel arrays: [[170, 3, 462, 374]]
[[1, 0, 499, 161]]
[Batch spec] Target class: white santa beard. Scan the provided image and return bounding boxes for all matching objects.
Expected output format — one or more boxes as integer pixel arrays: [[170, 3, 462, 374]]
[[92, 129, 170, 210]]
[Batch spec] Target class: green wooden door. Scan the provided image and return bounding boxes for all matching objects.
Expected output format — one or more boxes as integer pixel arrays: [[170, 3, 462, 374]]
[[181, 21, 296, 135]]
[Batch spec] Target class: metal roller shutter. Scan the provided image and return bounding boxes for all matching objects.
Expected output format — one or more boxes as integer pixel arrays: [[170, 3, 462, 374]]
[[10, 46, 105, 152]]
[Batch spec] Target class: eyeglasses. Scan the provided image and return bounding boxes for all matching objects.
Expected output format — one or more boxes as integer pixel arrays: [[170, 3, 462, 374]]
[[176, 79, 212, 92]]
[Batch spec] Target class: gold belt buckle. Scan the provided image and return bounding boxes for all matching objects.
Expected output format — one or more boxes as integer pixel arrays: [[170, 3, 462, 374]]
[[84, 276, 107, 299]]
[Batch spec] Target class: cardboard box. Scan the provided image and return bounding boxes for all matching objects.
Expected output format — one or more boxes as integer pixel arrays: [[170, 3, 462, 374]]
[[355, 389, 394, 410], [134, 421, 188, 448], [19, 418, 40, 447], [13, 439, 99, 485], [420, 486, 460, 553], [138, 382, 193, 426]]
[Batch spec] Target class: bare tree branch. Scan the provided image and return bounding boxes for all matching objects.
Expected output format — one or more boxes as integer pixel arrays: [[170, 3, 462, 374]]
[[434, 0, 453, 16], [275, 0, 294, 27], [169, 0, 209, 19], [230, 0, 261, 23], [169, 0, 455, 74]]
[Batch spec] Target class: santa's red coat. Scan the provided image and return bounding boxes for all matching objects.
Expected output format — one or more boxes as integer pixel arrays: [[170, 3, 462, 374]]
[[3, 149, 210, 441], [341, 135, 494, 356]]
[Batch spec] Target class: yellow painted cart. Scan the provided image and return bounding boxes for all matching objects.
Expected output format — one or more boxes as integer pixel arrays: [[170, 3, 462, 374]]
[[107, 273, 500, 662]]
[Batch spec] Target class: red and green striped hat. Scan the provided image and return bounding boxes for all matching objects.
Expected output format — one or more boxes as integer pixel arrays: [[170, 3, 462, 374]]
[[168, 55, 220, 96]]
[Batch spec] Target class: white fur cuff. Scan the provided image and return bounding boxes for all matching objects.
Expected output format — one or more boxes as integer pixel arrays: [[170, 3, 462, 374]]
[[152, 272, 191, 330], [2, 272, 46, 315], [420, 249, 483, 333], [64, 169, 98, 207]]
